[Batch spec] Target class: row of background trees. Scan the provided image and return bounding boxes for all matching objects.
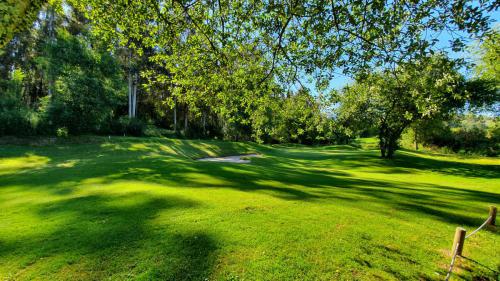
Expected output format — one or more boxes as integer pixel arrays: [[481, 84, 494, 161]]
[[0, 0, 498, 157]]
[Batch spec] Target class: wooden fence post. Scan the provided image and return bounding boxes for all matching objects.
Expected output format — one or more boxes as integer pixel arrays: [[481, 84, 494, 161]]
[[452, 227, 466, 256], [489, 206, 497, 226]]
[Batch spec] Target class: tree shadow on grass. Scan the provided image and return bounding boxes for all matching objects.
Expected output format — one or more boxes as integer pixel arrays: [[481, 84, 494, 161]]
[[272, 147, 499, 179], [391, 151, 500, 179], [1, 140, 499, 228], [460, 256, 499, 274], [453, 255, 500, 281], [1, 139, 499, 280], [0, 192, 217, 280]]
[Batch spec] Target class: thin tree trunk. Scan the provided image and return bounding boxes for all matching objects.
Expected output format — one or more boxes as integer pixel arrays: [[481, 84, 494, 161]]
[[184, 105, 188, 132], [128, 71, 132, 118], [173, 97, 177, 131], [132, 73, 138, 117], [132, 85, 136, 117], [202, 110, 206, 136], [47, 8, 55, 97]]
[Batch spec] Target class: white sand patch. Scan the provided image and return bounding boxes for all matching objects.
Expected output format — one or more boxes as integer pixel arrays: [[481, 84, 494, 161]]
[[196, 154, 260, 163]]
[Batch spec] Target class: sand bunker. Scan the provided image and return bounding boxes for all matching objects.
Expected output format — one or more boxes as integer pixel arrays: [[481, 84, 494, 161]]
[[196, 154, 260, 163]]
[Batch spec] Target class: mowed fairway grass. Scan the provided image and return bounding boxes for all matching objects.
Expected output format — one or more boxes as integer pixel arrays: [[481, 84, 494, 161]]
[[0, 137, 499, 281]]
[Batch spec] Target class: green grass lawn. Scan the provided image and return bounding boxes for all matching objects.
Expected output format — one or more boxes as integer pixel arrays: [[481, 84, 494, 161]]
[[0, 137, 499, 280]]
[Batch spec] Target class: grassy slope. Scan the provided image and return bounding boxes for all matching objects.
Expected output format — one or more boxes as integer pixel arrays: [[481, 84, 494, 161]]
[[0, 137, 498, 281]]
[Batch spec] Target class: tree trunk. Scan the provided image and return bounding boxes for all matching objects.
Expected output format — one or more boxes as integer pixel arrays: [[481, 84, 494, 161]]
[[387, 138, 396, 158], [184, 105, 188, 132], [379, 124, 388, 158], [380, 138, 396, 158], [202, 110, 206, 136], [173, 98, 177, 131], [128, 71, 132, 118], [46, 8, 56, 97], [132, 72, 138, 117], [380, 138, 387, 158]]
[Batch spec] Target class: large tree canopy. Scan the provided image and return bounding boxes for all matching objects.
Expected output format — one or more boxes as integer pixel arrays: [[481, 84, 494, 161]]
[[3, 0, 498, 86], [55, 0, 496, 139], [1, 0, 498, 154], [70, 0, 497, 84], [336, 55, 467, 158]]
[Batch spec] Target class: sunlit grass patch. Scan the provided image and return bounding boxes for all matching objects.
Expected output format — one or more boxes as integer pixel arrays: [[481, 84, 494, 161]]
[[0, 153, 50, 175]]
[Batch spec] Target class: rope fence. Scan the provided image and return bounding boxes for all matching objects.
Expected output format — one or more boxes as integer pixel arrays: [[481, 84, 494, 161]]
[[444, 206, 497, 281], [465, 216, 492, 239]]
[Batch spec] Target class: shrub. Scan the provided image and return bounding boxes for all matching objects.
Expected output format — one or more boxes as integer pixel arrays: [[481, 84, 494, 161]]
[[56, 127, 69, 138], [126, 118, 145, 136], [143, 125, 171, 137], [403, 115, 499, 156], [0, 109, 36, 136], [112, 117, 145, 136]]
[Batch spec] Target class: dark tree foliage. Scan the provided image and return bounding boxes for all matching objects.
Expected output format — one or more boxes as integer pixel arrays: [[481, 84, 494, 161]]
[[39, 29, 126, 134]]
